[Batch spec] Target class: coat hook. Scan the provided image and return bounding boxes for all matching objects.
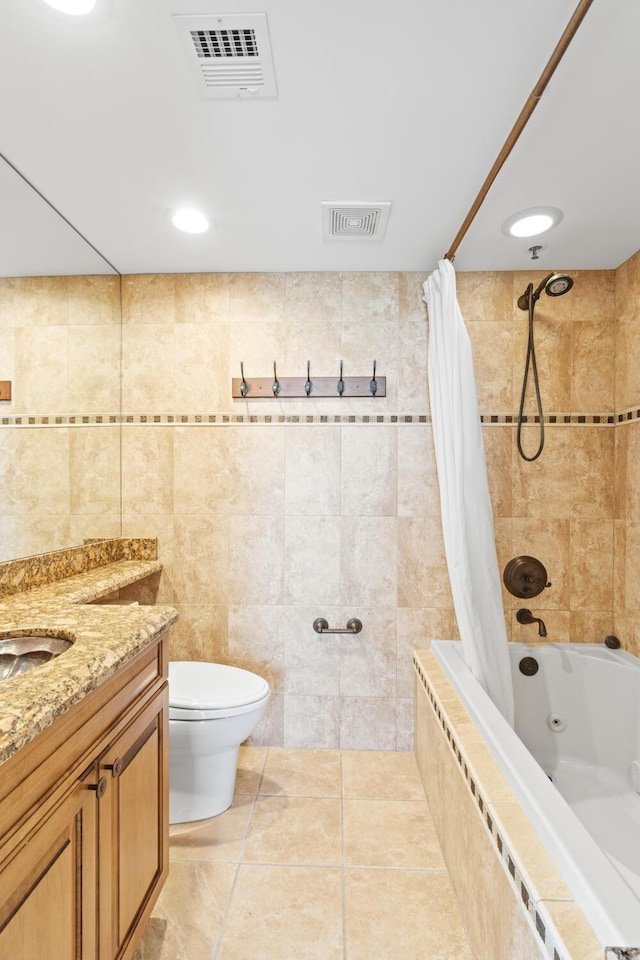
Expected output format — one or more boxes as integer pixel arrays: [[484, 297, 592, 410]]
[[370, 359, 378, 396], [240, 361, 249, 397], [272, 361, 280, 397], [305, 360, 312, 396], [337, 360, 345, 396]]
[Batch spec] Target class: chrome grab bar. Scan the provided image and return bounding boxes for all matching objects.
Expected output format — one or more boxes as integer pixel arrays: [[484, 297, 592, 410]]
[[313, 618, 363, 635]]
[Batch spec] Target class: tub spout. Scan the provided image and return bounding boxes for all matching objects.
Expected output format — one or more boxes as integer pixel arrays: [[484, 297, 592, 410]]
[[516, 608, 547, 637]]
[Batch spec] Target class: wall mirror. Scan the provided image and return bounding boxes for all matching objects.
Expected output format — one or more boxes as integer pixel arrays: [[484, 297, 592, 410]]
[[0, 156, 122, 563]]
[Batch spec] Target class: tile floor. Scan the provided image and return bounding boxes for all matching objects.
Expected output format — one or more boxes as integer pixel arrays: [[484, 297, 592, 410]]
[[133, 747, 473, 960]]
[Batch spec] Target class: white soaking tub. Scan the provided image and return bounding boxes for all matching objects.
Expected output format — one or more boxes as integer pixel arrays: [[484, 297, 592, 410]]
[[431, 640, 640, 951]]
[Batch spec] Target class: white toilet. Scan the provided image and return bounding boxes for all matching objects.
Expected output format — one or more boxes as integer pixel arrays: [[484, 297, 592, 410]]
[[168, 660, 270, 824]]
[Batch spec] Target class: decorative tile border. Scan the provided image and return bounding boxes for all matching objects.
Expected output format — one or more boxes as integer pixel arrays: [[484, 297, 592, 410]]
[[413, 653, 569, 960], [479, 413, 616, 425], [616, 407, 640, 424], [0, 414, 120, 426], [0, 410, 633, 426]]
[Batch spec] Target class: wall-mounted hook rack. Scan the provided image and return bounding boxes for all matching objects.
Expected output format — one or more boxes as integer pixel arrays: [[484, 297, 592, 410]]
[[232, 361, 386, 399]]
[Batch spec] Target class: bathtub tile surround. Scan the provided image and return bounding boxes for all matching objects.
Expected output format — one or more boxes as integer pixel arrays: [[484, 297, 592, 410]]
[[414, 649, 628, 960], [133, 747, 473, 960]]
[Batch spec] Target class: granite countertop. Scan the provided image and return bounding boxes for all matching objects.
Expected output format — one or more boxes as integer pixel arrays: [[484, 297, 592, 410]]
[[0, 559, 178, 764]]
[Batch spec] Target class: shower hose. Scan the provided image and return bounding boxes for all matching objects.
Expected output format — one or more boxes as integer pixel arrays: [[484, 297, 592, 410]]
[[516, 292, 545, 462]]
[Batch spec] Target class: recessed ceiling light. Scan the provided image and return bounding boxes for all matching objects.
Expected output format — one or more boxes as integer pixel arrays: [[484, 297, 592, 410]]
[[501, 206, 563, 239], [170, 208, 210, 234], [43, 0, 96, 13]]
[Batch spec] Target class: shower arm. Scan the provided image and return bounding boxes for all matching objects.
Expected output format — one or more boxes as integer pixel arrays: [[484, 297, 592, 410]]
[[443, 0, 595, 262]]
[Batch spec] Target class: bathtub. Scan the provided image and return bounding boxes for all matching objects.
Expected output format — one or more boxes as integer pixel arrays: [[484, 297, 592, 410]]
[[414, 640, 640, 958]]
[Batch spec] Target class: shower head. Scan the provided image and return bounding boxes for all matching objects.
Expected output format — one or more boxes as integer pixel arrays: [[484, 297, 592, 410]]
[[544, 273, 573, 297], [517, 272, 574, 310]]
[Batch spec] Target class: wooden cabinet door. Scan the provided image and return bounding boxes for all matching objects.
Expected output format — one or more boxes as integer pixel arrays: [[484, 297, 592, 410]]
[[98, 687, 168, 960], [0, 770, 98, 960]]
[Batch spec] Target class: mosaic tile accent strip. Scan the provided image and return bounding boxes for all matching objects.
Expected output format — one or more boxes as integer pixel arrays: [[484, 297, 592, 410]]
[[0, 538, 157, 598], [2, 410, 632, 427], [413, 654, 569, 960], [616, 408, 640, 424], [479, 413, 616, 425], [0, 415, 119, 426]]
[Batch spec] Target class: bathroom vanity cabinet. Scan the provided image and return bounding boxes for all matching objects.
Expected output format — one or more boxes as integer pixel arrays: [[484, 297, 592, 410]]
[[0, 630, 169, 959]]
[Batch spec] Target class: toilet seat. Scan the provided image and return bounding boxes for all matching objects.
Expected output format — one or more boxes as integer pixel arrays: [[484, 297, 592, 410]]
[[169, 661, 270, 721]]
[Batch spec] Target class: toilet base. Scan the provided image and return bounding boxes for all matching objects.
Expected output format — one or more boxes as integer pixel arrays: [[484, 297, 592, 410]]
[[169, 739, 239, 824]]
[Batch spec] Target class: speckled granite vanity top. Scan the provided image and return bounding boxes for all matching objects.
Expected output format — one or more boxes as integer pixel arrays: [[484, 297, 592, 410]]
[[0, 541, 177, 764]]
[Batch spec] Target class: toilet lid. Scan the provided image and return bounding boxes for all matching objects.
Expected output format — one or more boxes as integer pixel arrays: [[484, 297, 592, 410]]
[[169, 661, 269, 710]]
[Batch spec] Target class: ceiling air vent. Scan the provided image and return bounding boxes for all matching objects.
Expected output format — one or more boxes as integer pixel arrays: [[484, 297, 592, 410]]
[[173, 13, 277, 99], [322, 202, 391, 241]]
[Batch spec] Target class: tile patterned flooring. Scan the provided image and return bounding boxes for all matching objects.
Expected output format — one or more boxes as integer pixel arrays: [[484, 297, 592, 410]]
[[133, 747, 473, 960]]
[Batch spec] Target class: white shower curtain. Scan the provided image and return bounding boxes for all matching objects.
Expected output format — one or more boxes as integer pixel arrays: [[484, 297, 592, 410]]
[[423, 258, 514, 724]]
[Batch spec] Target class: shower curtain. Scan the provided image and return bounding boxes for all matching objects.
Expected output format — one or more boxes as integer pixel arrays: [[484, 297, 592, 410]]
[[423, 259, 514, 725]]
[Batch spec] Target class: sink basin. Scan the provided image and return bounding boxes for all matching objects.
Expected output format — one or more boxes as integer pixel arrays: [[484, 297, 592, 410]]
[[0, 635, 74, 681]]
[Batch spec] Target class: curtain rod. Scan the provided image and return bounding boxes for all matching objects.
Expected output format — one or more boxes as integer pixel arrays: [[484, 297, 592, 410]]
[[444, 0, 595, 262]]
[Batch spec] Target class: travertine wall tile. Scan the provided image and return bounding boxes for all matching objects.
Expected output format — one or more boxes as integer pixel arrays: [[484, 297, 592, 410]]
[[397, 424, 439, 518], [121, 324, 175, 412], [467, 320, 513, 411], [341, 425, 397, 516], [121, 274, 176, 324], [229, 273, 285, 323], [173, 427, 229, 516], [398, 517, 450, 609], [14, 326, 68, 413], [339, 697, 397, 750], [571, 428, 615, 519], [570, 520, 614, 611], [227, 515, 284, 605], [341, 516, 398, 606], [171, 514, 230, 605], [339, 606, 397, 698], [121, 426, 174, 516], [66, 275, 121, 325], [571, 320, 615, 412], [284, 273, 341, 324], [68, 325, 120, 413], [282, 604, 340, 696], [6, 264, 633, 747], [228, 604, 284, 693], [283, 694, 340, 748], [174, 273, 229, 323], [284, 426, 341, 516], [174, 323, 230, 411], [69, 427, 120, 515], [284, 516, 341, 605], [512, 426, 571, 518]]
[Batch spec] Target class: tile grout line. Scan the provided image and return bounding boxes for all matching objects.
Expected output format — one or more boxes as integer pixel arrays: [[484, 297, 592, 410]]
[[340, 750, 348, 960], [211, 746, 270, 960]]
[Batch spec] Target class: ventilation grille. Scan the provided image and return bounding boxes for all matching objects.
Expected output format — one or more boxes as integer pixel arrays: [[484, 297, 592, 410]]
[[173, 14, 277, 99], [191, 29, 259, 59], [322, 202, 391, 241]]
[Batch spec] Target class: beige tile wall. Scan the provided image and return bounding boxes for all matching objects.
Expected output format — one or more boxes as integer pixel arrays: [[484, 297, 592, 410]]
[[3, 261, 636, 741], [119, 266, 626, 748], [119, 272, 429, 749], [0, 276, 122, 560]]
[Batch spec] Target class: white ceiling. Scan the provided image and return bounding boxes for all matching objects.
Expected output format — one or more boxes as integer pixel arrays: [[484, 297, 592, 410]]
[[0, 0, 638, 276]]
